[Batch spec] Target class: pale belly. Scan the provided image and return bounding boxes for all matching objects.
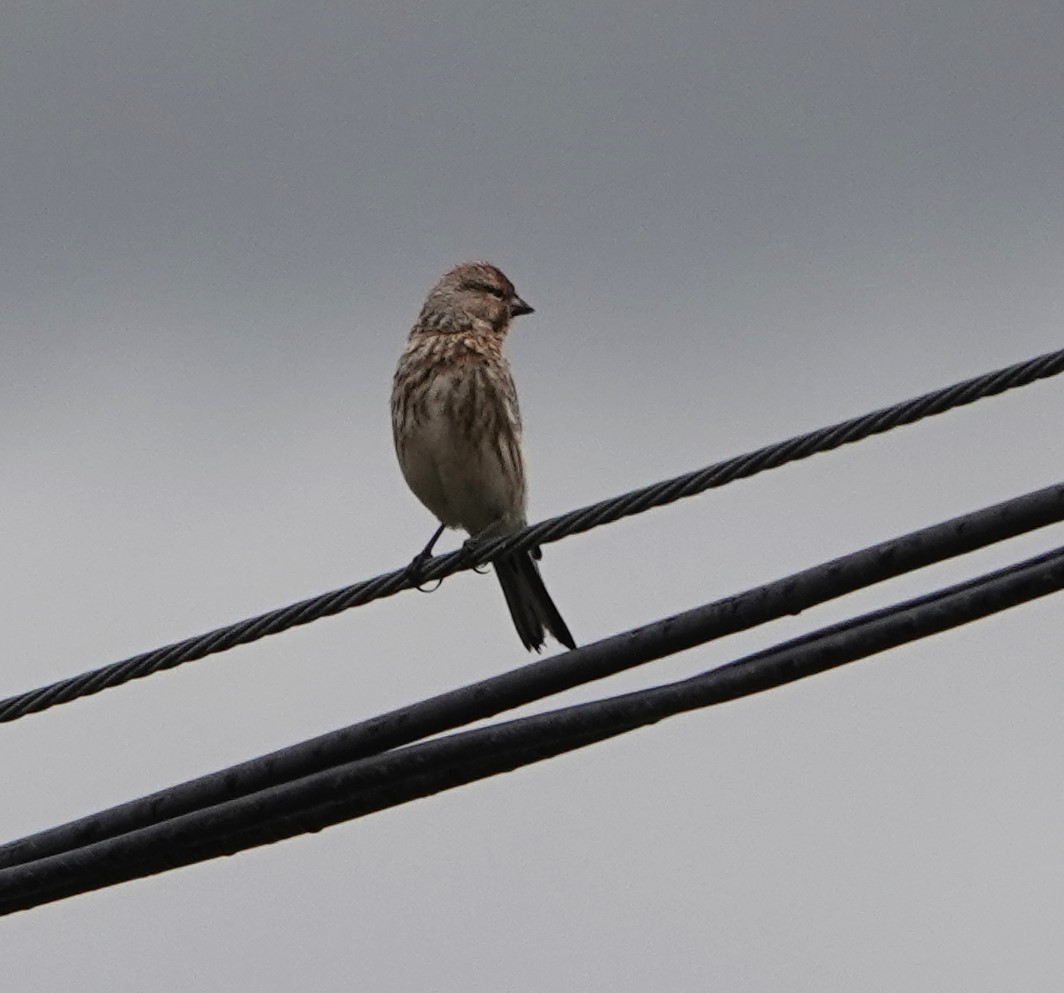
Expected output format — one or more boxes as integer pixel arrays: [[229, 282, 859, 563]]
[[398, 385, 526, 537]]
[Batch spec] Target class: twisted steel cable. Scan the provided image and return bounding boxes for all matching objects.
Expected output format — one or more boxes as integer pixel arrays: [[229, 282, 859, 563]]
[[2, 347, 1062, 724]]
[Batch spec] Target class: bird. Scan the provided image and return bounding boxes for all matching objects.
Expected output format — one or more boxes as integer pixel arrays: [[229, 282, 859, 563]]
[[391, 261, 576, 652]]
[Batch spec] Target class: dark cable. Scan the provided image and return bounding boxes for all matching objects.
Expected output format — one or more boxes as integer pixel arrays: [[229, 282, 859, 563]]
[[1, 347, 1062, 724], [4, 541, 1063, 915], [3, 481, 1063, 870]]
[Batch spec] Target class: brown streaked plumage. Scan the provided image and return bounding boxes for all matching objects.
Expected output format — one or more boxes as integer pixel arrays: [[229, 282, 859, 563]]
[[391, 261, 575, 652]]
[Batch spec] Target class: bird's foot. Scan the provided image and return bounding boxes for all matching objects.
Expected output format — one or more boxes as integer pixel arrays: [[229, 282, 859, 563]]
[[403, 523, 447, 592], [403, 548, 443, 593], [460, 536, 493, 574]]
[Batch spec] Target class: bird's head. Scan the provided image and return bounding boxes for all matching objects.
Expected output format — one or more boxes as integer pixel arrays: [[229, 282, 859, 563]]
[[417, 261, 534, 335]]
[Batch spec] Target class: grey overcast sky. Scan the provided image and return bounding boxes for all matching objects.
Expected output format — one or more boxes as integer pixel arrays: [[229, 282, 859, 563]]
[[3, 2, 1063, 989]]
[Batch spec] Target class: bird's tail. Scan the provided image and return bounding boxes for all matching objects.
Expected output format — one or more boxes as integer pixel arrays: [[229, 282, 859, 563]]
[[494, 549, 575, 652]]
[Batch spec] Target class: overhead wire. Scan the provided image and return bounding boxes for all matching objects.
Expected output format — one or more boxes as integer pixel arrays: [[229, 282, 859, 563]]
[[3, 537, 1064, 915], [2, 346, 1064, 724], [3, 346, 1064, 915], [3, 480, 1063, 873]]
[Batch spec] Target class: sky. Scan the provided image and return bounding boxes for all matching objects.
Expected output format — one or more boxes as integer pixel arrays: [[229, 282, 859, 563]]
[[3, 1, 1063, 989]]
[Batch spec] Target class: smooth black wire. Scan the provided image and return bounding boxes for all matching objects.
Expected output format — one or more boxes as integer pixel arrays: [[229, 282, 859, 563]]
[[3, 480, 1063, 871], [4, 541, 1064, 915], [2, 346, 1062, 724]]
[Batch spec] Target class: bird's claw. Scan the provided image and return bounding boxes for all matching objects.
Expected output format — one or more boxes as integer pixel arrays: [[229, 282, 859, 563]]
[[460, 537, 493, 574], [403, 550, 443, 593]]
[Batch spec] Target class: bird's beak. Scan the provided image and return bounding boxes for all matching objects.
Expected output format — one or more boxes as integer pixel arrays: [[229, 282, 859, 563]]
[[510, 297, 534, 317]]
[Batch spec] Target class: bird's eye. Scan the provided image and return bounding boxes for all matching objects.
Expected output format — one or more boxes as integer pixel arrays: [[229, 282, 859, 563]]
[[472, 282, 506, 299]]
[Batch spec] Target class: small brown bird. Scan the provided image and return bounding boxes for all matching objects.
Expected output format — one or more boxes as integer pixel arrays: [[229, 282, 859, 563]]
[[391, 261, 575, 652]]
